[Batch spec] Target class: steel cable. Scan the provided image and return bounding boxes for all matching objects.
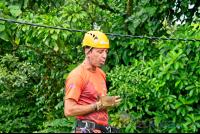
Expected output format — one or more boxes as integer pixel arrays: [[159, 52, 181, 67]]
[[0, 18, 200, 42]]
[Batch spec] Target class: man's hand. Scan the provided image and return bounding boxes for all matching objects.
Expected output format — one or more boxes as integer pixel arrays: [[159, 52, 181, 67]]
[[97, 88, 122, 110]]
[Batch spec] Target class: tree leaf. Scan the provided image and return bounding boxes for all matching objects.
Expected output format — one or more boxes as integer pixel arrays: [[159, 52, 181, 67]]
[[8, 5, 20, 10], [195, 116, 200, 121], [0, 24, 5, 32], [184, 117, 192, 122], [10, 9, 22, 17], [128, 22, 135, 35], [181, 108, 186, 116], [175, 80, 181, 86], [0, 31, 9, 41], [54, 44, 59, 51], [15, 37, 20, 45], [166, 73, 170, 80], [175, 102, 182, 108], [185, 85, 195, 90], [179, 95, 185, 104], [52, 34, 58, 40], [176, 107, 182, 115], [122, 49, 130, 65], [174, 62, 179, 70], [170, 104, 176, 109], [189, 89, 194, 97], [185, 99, 194, 105]]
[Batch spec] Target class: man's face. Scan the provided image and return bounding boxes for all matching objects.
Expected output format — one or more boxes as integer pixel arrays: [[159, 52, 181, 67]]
[[87, 48, 108, 67]]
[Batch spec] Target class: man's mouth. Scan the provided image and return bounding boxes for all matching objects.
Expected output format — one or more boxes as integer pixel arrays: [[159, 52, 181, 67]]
[[100, 61, 105, 65]]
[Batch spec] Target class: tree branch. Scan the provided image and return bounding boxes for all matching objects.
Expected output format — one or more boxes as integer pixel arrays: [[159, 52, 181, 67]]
[[89, 0, 116, 13], [75, 0, 94, 29], [0, 43, 19, 52], [23, 45, 72, 63], [89, 0, 127, 22]]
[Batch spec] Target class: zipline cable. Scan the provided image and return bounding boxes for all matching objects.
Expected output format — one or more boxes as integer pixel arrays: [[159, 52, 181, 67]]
[[0, 18, 200, 42]]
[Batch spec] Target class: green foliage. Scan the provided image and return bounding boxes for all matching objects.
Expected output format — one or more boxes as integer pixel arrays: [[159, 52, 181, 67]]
[[0, 0, 200, 133], [106, 25, 200, 133], [0, 54, 43, 133], [34, 118, 75, 133]]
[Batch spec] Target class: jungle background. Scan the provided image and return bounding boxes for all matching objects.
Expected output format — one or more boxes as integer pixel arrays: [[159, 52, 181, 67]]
[[0, 0, 200, 133]]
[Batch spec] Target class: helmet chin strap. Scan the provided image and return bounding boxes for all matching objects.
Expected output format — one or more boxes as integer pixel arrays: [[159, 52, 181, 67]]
[[85, 47, 96, 67]]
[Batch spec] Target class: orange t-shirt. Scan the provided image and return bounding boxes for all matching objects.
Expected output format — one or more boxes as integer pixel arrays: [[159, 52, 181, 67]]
[[65, 64, 108, 126]]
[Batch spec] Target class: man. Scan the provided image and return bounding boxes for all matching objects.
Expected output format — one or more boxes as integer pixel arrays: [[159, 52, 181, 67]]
[[64, 31, 122, 133]]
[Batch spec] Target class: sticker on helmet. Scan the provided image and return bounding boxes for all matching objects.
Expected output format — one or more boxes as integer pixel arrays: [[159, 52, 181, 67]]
[[100, 40, 108, 44], [69, 84, 76, 89], [94, 39, 98, 44]]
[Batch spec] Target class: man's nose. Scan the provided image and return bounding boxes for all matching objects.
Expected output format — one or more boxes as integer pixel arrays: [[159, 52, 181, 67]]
[[102, 51, 107, 59]]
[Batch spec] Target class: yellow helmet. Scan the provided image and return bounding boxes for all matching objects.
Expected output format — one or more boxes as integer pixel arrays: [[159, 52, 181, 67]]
[[82, 31, 110, 48]]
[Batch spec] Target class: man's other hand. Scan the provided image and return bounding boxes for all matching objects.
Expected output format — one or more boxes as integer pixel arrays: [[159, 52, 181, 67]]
[[97, 88, 122, 110]]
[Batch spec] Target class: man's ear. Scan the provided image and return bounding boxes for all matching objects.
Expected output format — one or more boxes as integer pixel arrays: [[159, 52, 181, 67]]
[[85, 48, 88, 53], [85, 48, 92, 57]]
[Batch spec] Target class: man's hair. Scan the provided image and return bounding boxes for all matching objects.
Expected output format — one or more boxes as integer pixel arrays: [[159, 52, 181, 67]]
[[85, 46, 93, 52]]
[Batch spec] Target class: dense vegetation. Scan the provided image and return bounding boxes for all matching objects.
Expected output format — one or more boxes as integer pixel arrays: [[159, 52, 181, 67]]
[[0, 0, 200, 133]]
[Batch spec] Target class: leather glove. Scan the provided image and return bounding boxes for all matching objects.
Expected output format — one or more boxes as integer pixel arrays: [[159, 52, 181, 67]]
[[97, 95, 115, 109]]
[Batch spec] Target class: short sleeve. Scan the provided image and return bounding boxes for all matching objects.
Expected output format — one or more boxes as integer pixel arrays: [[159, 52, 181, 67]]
[[65, 75, 84, 102], [98, 68, 106, 81]]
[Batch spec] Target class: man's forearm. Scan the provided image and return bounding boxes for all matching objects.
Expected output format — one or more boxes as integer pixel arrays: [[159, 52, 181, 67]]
[[65, 100, 96, 117]]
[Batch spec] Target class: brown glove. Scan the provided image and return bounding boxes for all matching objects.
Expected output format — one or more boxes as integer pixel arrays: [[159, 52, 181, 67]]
[[97, 95, 115, 109]]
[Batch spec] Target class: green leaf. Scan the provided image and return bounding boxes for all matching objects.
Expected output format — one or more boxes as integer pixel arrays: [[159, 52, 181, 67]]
[[169, 95, 177, 99], [175, 102, 182, 108], [143, 50, 147, 56], [166, 73, 170, 80], [185, 105, 193, 111], [163, 114, 168, 119], [177, 107, 182, 115], [133, 19, 140, 28], [181, 108, 186, 116], [195, 41, 200, 47], [0, 31, 9, 41], [175, 80, 181, 86], [8, 5, 19, 10], [52, 34, 58, 40], [173, 115, 176, 123], [122, 49, 130, 65], [15, 37, 20, 45], [54, 44, 59, 51], [184, 117, 192, 122], [193, 96, 198, 103], [170, 104, 176, 109], [128, 22, 135, 35], [10, 9, 22, 17], [185, 85, 195, 90], [169, 128, 176, 133], [0, 24, 5, 32], [169, 51, 176, 59], [179, 81, 183, 89], [159, 54, 163, 63], [0, 20, 5, 24], [146, 6, 157, 15], [189, 89, 194, 97], [179, 95, 185, 104], [186, 48, 191, 55], [195, 116, 200, 121], [183, 80, 188, 86], [174, 62, 179, 70], [185, 99, 194, 105], [67, 64, 77, 72]]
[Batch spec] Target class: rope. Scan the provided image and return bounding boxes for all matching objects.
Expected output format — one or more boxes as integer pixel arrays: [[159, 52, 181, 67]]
[[0, 18, 200, 42]]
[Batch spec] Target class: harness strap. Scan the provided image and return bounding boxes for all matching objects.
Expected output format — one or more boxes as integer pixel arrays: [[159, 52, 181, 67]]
[[75, 118, 120, 133]]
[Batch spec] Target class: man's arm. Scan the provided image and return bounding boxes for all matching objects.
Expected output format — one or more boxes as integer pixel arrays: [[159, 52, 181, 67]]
[[64, 98, 96, 117], [64, 89, 122, 117]]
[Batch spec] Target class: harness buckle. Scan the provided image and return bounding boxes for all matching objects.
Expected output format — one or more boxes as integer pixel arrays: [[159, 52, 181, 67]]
[[80, 120, 95, 133], [105, 126, 112, 133]]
